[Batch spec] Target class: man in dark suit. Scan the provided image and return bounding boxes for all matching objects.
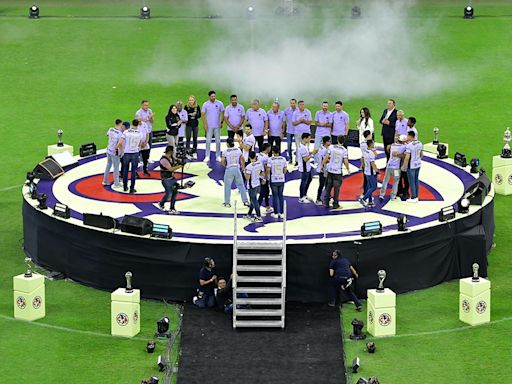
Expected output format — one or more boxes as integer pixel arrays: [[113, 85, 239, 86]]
[[379, 99, 398, 160]]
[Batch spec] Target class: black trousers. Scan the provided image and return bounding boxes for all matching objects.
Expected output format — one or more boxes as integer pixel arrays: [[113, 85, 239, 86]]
[[140, 149, 150, 173], [268, 136, 282, 152], [317, 172, 326, 201], [324, 172, 343, 206], [185, 125, 198, 152], [383, 136, 394, 161], [397, 170, 410, 198], [255, 135, 265, 151], [258, 180, 270, 207]]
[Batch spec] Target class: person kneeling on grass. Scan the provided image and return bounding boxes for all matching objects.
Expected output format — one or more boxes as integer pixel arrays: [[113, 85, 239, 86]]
[[193, 257, 217, 308], [158, 145, 182, 214], [244, 151, 265, 222], [328, 250, 362, 311]]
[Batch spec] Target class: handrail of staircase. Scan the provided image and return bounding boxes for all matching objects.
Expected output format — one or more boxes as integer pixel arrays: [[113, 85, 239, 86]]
[[232, 200, 238, 328], [282, 200, 287, 289]]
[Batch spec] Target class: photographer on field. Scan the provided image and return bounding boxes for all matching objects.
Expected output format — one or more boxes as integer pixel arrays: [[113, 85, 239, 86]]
[[328, 249, 362, 311], [158, 145, 182, 214]]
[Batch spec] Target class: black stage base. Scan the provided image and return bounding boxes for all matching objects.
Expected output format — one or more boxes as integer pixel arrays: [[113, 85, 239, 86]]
[[178, 303, 346, 384], [22, 199, 494, 303]]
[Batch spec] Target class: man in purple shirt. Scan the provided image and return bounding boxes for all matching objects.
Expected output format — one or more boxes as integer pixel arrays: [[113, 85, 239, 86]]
[[136, 99, 154, 141], [201, 90, 225, 163], [314, 101, 333, 150], [331, 101, 349, 145], [292, 100, 312, 138], [284, 98, 299, 164], [267, 102, 285, 152], [395, 110, 408, 137], [224, 94, 245, 140], [244, 99, 268, 151]]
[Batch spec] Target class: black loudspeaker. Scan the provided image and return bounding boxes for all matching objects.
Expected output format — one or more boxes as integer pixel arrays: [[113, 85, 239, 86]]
[[83, 213, 117, 229], [345, 129, 360, 147], [464, 174, 491, 206], [120, 215, 153, 236], [33, 158, 64, 180]]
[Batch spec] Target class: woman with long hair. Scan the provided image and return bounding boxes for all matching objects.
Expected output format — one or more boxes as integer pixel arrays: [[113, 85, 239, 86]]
[[165, 104, 181, 149], [184, 95, 201, 159], [356, 107, 374, 143]]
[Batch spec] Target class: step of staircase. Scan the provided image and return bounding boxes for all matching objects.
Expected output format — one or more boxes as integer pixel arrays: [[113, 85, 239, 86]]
[[235, 309, 283, 317], [236, 297, 282, 305], [234, 320, 284, 328], [237, 241, 283, 251], [236, 254, 283, 261], [235, 287, 282, 294], [236, 265, 283, 272], [236, 276, 283, 283]]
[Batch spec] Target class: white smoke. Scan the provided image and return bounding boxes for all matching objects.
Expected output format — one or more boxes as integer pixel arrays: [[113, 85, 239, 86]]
[[145, 0, 452, 101]]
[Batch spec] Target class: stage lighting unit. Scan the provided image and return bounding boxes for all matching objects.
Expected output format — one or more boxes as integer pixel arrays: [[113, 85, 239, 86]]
[[156, 316, 170, 338], [437, 144, 448, 159], [470, 158, 480, 174], [350, 318, 367, 340], [37, 193, 48, 210], [454, 152, 467, 168], [149, 377, 159, 384], [151, 224, 172, 239], [366, 341, 376, 354], [357, 379, 369, 384], [352, 357, 361, 373], [147, 340, 156, 353], [80, 142, 97, 157], [397, 215, 408, 232], [185, 180, 196, 188], [458, 198, 470, 214], [157, 355, 166, 371], [53, 203, 70, 219], [352, 6, 361, 19], [439, 206, 455, 222], [464, 5, 474, 19], [29, 5, 39, 19], [140, 6, 150, 19], [361, 221, 382, 237]]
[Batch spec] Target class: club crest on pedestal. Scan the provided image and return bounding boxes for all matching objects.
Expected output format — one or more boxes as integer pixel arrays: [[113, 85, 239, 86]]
[[476, 300, 487, 314], [378, 313, 392, 326], [368, 310, 374, 324], [116, 313, 129, 326], [16, 296, 26, 310], [32, 296, 42, 309], [133, 310, 139, 324], [494, 174, 503, 185], [462, 299, 470, 313]]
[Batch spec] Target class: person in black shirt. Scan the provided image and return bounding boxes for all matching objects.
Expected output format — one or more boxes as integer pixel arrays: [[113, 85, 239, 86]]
[[328, 250, 362, 311], [158, 145, 182, 214], [379, 99, 398, 161], [165, 104, 181, 152], [193, 257, 217, 308], [184, 95, 202, 159], [215, 276, 249, 313]]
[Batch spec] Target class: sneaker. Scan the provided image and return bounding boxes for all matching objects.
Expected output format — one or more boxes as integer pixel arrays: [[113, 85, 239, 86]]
[[368, 202, 376, 208], [216, 156, 222, 163], [123, 186, 128, 192], [243, 201, 250, 207], [143, 171, 151, 177], [157, 204, 168, 212], [266, 206, 274, 213], [129, 189, 137, 194], [243, 214, 252, 220], [379, 196, 384, 202], [278, 213, 284, 219], [315, 199, 323, 206], [271, 213, 279, 219], [407, 198, 419, 203], [356, 306, 363, 312], [193, 153, 197, 160], [112, 184, 122, 190], [223, 203, 231, 208], [169, 209, 180, 215], [358, 197, 367, 207], [298, 197, 311, 204], [327, 301, 335, 307], [253, 216, 263, 223], [332, 204, 342, 210], [390, 196, 397, 201], [203, 157, 209, 163], [102, 181, 110, 186]]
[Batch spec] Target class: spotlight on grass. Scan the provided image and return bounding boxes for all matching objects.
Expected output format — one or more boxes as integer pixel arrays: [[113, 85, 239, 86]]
[[140, 6, 150, 19], [29, 5, 39, 19], [352, 356, 360, 373], [464, 5, 474, 19]]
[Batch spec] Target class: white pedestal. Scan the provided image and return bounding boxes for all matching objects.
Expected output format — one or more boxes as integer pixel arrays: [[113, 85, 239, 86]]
[[111, 288, 140, 337], [367, 288, 396, 337], [48, 144, 73, 157], [492, 155, 512, 195], [13, 273, 46, 321], [459, 277, 491, 326], [423, 142, 449, 157]]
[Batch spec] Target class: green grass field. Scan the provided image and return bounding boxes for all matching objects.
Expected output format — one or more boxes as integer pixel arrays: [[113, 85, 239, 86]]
[[1, 1, 511, 382]]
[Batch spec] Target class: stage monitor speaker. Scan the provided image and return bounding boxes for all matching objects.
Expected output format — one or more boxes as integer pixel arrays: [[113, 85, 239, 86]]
[[83, 213, 117, 229], [152, 130, 167, 143], [33, 158, 64, 180], [464, 174, 491, 206], [120, 215, 153, 236], [345, 129, 360, 147]]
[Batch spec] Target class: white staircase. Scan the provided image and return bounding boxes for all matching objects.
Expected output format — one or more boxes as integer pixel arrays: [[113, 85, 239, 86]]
[[232, 202, 287, 329]]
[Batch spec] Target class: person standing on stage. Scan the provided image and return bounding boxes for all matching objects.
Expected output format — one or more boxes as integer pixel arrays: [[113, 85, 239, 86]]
[[238, 124, 256, 164], [331, 101, 350, 145], [158, 145, 182, 214], [292, 101, 312, 149], [402, 130, 423, 203], [139, 120, 151, 177], [245, 99, 268, 150], [356, 107, 374, 143], [395, 110, 408, 137], [193, 257, 217, 309], [257, 143, 273, 215], [379, 99, 398, 160], [406, 116, 419, 140], [298, 132, 318, 203], [328, 250, 362, 311], [221, 138, 249, 208], [267, 102, 286, 151], [165, 104, 181, 150], [136, 100, 154, 146], [117, 119, 143, 193], [244, 151, 265, 223], [102, 119, 123, 188], [119, 121, 130, 182], [267, 146, 288, 219], [359, 130, 374, 198], [185, 95, 201, 159], [176, 101, 188, 146], [379, 134, 407, 201], [314, 102, 333, 150], [224, 94, 245, 140], [358, 140, 379, 207], [323, 135, 350, 209], [315, 136, 331, 205], [201, 90, 225, 163], [284, 98, 299, 164]]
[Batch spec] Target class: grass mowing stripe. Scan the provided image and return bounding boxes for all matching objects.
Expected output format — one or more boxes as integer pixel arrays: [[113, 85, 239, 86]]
[[0, 185, 21, 192]]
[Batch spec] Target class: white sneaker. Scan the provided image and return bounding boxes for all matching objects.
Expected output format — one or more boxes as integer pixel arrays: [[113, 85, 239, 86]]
[[243, 214, 252, 220], [169, 209, 180, 215], [306, 196, 314, 203], [203, 157, 209, 163], [278, 214, 284, 219], [406, 198, 418, 203], [193, 153, 197, 159], [315, 199, 323, 206], [253, 216, 263, 223], [271, 213, 279, 219], [112, 184, 123, 190], [299, 197, 311, 204], [216, 156, 222, 163], [266, 206, 274, 213]]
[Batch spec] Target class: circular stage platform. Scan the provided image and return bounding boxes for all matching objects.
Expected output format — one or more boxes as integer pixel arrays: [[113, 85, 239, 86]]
[[22, 138, 495, 302]]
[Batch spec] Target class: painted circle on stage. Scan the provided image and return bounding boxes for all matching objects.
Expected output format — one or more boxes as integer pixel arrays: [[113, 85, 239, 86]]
[[26, 138, 490, 244]]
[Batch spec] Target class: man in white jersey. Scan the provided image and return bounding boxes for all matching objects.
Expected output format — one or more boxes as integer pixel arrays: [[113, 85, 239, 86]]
[[117, 119, 143, 193], [379, 134, 407, 201], [135, 100, 154, 144], [322, 135, 351, 209], [244, 151, 265, 222], [358, 140, 379, 207], [402, 130, 423, 203], [359, 130, 373, 197], [221, 138, 249, 208], [298, 132, 318, 203], [257, 143, 273, 214], [237, 124, 256, 164], [103, 119, 123, 189], [266, 146, 288, 219], [315, 136, 331, 205]]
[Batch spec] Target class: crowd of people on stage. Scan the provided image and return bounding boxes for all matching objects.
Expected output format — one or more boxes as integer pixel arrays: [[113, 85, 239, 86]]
[[102, 93, 424, 218]]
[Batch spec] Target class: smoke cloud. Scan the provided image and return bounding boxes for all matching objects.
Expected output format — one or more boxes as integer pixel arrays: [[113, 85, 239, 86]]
[[145, 0, 451, 101]]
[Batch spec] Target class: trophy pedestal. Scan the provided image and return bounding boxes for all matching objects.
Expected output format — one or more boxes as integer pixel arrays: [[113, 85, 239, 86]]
[[367, 288, 396, 337], [459, 277, 490, 325], [47, 144, 73, 157], [492, 155, 512, 195], [111, 288, 140, 337], [13, 273, 45, 321], [423, 142, 449, 157]]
